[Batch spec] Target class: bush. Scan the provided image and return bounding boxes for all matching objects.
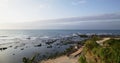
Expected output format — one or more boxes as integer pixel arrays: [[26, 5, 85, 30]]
[[79, 38, 120, 63], [84, 37, 99, 51], [79, 55, 87, 63], [22, 54, 39, 63]]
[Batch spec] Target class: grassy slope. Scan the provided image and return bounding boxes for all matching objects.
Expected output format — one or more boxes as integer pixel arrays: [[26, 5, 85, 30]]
[[79, 37, 120, 63]]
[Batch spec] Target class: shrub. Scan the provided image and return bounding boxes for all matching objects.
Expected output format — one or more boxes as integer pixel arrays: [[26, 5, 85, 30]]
[[79, 38, 120, 63], [79, 55, 87, 63]]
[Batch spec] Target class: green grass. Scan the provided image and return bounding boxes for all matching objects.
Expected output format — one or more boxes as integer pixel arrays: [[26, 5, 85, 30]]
[[79, 55, 87, 63], [79, 37, 120, 63]]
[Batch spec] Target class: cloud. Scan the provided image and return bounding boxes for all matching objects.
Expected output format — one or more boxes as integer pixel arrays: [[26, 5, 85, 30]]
[[72, 0, 86, 5], [49, 12, 120, 22], [16, 12, 120, 29], [1, 12, 120, 29]]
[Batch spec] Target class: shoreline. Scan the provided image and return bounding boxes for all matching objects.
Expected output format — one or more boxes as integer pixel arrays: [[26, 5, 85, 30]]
[[39, 47, 83, 63], [39, 37, 120, 63], [38, 46, 84, 63]]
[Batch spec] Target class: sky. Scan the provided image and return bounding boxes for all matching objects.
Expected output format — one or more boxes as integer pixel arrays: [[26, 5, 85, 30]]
[[0, 0, 120, 29]]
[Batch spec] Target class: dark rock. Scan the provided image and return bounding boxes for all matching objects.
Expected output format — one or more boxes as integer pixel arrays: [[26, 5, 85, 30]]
[[45, 39, 57, 45], [0, 48, 2, 51], [34, 43, 42, 47], [26, 37, 31, 40], [3, 47, 7, 50], [0, 47, 7, 51], [47, 45, 52, 48], [14, 46, 18, 49], [9, 46, 12, 47], [21, 48, 24, 50], [78, 34, 88, 38]]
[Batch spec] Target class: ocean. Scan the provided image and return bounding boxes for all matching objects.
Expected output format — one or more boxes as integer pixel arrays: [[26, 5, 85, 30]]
[[0, 30, 120, 63]]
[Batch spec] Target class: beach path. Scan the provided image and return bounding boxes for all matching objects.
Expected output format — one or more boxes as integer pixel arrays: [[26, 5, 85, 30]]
[[96, 38, 110, 45], [70, 46, 83, 57], [40, 55, 79, 63], [40, 47, 84, 63]]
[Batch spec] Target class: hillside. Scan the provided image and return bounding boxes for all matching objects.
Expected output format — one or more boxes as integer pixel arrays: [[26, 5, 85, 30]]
[[79, 37, 120, 63]]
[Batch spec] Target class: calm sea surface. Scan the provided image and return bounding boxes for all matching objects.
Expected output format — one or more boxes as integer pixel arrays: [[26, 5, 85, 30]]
[[0, 30, 120, 63]]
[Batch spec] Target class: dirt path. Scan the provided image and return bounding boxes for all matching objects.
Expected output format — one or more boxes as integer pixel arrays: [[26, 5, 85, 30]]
[[70, 46, 83, 57], [96, 38, 110, 45], [40, 56, 79, 63], [40, 47, 84, 63]]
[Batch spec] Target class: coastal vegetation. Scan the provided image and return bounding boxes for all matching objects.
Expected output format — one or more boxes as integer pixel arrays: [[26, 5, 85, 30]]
[[22, 54, 39, 63], [79, 37, 120, 63]]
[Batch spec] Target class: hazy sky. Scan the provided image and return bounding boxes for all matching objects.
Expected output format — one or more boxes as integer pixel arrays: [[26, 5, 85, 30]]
[[0, 0, 120, 29]]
